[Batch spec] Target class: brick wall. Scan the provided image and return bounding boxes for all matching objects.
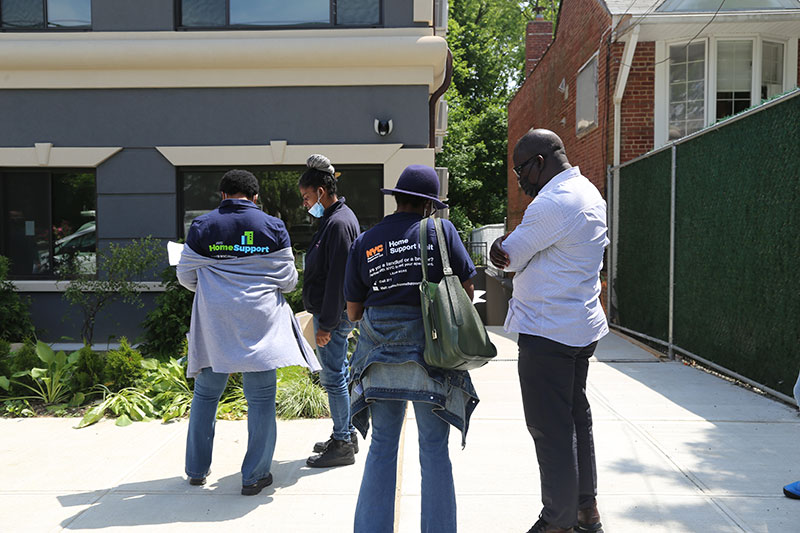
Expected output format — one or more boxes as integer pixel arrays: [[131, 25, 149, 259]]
[[507, 0, 613, 229], [526, 17, 554, 77], [614, 41, 656, 163]]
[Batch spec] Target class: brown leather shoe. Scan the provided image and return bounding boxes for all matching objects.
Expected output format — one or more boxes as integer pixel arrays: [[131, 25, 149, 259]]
[[576, 502, 603, 533], [527, 517, 574, 533]]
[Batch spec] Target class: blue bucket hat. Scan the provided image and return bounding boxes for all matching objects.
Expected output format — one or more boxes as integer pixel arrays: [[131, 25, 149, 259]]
[[380, 164, 447, 209]]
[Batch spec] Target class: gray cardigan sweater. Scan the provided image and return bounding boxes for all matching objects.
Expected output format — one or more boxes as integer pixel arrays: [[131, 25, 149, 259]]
[[177, 246, 320, 378]]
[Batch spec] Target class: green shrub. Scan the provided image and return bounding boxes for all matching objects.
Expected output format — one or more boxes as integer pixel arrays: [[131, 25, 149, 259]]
[[140, 267, 193, 360], [104, 338, 144, 391], [69, 345, 106, 393], [2, 399, 34, 417], [145, 357, 193, 422], [9, 339, 39, 374], [62, 237, 162, 343], [0, 256, 35, 341], [275, 368, 329, 419], [0, 341, 80, 406], [0, 339, 11, 378]]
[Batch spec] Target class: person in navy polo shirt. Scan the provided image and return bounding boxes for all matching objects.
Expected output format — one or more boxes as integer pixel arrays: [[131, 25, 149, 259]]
[[344, 164, 480, 533], [298, 154, 361, 468], [178, 169, 319, 496]]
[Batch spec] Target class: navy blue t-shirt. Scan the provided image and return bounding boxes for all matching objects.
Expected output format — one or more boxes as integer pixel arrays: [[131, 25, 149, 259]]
[[186, 199, 290, 259], [344, 212, 476, 307]]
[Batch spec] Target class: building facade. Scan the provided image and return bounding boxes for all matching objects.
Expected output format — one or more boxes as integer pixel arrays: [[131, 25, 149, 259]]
[[0, 0, 450, 342], [508, 0, 800, 229]]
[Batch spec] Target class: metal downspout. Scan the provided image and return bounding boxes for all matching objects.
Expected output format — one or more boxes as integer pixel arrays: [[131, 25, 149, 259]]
[[429, 49, 453, 149], [609, 25, 639, 326]]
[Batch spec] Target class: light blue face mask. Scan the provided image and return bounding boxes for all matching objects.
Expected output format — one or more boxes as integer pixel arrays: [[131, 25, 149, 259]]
[[308, 193, 324, 218]]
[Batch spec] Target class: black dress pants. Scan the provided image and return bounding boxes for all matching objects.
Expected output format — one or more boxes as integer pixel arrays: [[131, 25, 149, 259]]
[[517, 334, 598, 529]]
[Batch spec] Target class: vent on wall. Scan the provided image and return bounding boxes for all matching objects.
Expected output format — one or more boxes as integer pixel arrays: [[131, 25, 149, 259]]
[[434, 0, 449, 36]]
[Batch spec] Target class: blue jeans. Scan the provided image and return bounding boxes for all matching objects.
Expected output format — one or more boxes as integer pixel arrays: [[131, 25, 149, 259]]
[[313, 312, 356, 441], [354, 400, 456, 533], [185, 367, 277, 486]]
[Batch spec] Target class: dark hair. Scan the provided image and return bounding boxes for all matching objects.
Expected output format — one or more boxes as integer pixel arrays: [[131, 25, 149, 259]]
[[219, 169, 259, 198], [393, 192, 427, 208], [298, 168, 337, 196]]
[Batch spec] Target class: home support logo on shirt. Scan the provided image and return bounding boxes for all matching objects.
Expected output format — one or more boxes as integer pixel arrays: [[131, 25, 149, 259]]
[[208, 230, 270, 254]]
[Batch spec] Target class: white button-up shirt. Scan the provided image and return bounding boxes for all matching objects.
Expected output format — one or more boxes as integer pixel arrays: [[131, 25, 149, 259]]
[[502, 166, 609, 347]]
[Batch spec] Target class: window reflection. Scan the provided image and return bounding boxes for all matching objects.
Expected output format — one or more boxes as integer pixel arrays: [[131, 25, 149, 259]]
[[180, 0, 381, 27], [181, 167, 383, 251], [2, 171, 96, 277], [668, 42, 706, 140], [47, 0, 91, 27], [230, 0, 329, 25], [0, 0, 91, 28]]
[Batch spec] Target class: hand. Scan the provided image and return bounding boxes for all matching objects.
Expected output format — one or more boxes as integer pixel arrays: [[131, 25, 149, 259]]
[[490, 235, 510, 269], [316, 329, 331, 347]]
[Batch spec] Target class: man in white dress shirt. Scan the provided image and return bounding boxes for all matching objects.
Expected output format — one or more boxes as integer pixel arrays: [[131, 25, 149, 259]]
[[490, 129, 608, 533]]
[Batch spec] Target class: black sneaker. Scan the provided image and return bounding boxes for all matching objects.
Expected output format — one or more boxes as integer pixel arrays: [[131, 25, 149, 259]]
[[241, 473, 273, 496], [313, 431, 359, 454], [188, 476, 206, 486], [306, 438, 355, 468], [527, 517, 574, 533]]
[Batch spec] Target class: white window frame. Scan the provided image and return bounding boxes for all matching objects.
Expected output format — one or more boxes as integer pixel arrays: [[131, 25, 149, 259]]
[[654, 34, 796, 147], [576, 51, 599, 136]]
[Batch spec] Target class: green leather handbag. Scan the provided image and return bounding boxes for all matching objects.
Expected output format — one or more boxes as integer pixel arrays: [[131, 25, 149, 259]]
[[419, 217, 497, 371]]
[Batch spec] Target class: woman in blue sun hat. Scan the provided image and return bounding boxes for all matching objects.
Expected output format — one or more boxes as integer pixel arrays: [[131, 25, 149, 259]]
[[344, 164, 480, 532]]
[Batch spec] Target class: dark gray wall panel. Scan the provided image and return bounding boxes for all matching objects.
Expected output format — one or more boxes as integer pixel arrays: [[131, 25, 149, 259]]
[[97, 148, 175, 195], [92, 0, 175, 31], [97, 195, 177, 239], [384, 2, 428, 28], [27, 292, 157, 343], [0, 86, 430, 148]]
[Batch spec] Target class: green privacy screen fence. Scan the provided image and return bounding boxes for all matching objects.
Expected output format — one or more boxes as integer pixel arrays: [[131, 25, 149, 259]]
[[611, 90, 800, 398]]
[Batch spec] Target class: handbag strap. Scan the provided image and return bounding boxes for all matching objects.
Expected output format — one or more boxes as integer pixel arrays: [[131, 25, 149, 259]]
[[419, 216, 454, 280], [433, 217, 453, 276], [419, 216, 466, 327], [419, 217, 430, 282]]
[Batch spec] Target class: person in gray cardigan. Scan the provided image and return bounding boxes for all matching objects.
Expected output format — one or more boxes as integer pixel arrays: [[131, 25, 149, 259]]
[[177, 169, 319, 496]]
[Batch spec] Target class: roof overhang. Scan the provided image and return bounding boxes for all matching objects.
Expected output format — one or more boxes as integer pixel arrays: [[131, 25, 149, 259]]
[[614, 10, 800, 41], [0, 28, 448, 92]]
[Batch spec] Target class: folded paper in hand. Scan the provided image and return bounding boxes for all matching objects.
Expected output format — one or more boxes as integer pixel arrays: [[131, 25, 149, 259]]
[[167, 241, 185, 266]]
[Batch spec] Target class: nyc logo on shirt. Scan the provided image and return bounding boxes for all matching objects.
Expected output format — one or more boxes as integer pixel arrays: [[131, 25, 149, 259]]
[[366, 244, 384, 263]]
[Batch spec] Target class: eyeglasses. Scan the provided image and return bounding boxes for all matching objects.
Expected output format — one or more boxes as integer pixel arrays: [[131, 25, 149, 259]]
[[513, 154, 541, 178]]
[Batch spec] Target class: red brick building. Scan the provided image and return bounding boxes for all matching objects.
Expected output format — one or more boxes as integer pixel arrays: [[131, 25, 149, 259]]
[[508, 0, 800, 229]]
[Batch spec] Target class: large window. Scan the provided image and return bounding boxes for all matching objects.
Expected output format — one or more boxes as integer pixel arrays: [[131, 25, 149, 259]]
[[761, 41, 785, 100], [179, 0, 381, 28], [180, 166, 383, 251], [669, 42, 705, 140], [666, 36, 790, 140], [1, 171, 96, 278], [0, 0, 91, 29], [576, 55, 598, 135], [716, 40, 753, 120]]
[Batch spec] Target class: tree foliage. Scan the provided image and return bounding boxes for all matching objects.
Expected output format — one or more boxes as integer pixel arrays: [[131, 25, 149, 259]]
[[439, 0, 559, 236]]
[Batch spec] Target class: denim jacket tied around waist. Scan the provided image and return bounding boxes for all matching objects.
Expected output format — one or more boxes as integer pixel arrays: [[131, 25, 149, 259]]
[[349, 304, 479, 447]]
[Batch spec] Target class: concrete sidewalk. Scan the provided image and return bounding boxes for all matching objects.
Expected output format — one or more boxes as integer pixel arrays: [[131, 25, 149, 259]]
[[1, 329, 798, 532]]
